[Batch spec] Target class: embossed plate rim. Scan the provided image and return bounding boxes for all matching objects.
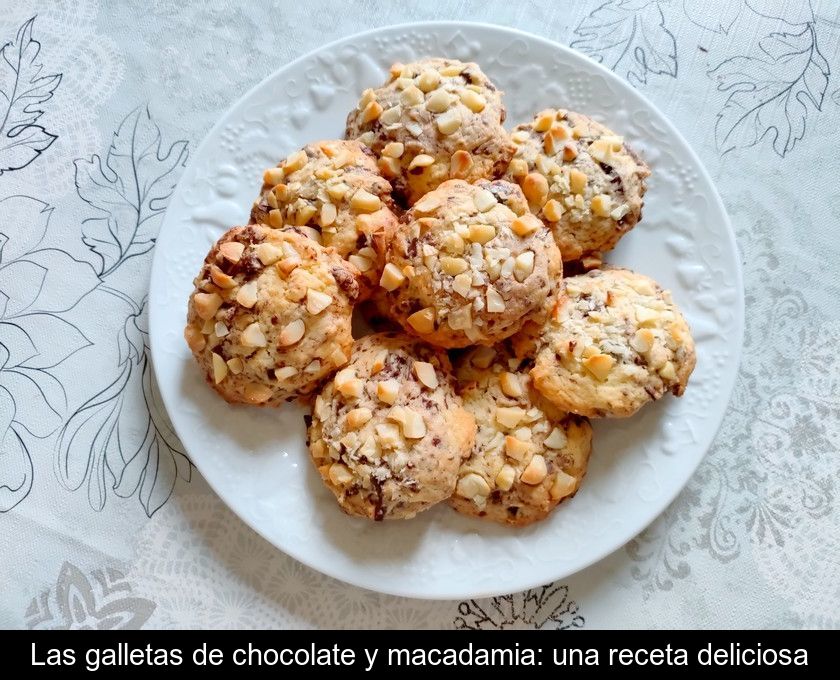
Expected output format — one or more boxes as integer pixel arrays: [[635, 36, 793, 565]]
[[149, 21, 744, 599]]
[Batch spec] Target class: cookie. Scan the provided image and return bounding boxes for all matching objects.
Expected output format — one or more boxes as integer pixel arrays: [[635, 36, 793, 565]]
[[250, 140, 399, 298], [504, 109, 650, 262], [184, 225, 359, 406], [308, 332, 475, 520], [380, 179, 561, 348], [345, 58, 515, 205], [519, 267, 696, 418], [450, 345, 592, 526]]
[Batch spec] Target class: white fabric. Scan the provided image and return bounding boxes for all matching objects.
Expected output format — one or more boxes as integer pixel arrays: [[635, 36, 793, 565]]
[[1, 0, 838, 629]]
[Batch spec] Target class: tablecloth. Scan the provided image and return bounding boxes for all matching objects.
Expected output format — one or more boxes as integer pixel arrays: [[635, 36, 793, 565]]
[[1, 0, 838, 629]]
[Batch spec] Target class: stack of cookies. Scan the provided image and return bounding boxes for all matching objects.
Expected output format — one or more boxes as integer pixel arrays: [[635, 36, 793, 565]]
[[184, 58, 696, 526]]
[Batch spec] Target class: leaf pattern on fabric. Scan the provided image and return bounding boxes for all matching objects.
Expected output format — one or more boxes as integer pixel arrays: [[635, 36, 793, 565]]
[[571, 0, 677, 86], [709, 23, 829, 156], [454, 584, 584, 629], [75, 106, 188, 276], [0, 17, 62, 173]]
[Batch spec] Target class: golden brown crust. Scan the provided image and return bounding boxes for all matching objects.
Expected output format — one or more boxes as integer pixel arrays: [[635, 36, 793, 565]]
[[184, 225, 358, 406], [308, 333, 475, 520], [250, 140, 399, 299], [345, 58, 515, 205], [504, 109, 650, 261], [449, 345, 592, 526], [379, 179, 562, 348]]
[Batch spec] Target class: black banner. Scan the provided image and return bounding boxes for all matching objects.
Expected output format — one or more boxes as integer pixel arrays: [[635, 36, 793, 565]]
[[15, 630, 830, 674]]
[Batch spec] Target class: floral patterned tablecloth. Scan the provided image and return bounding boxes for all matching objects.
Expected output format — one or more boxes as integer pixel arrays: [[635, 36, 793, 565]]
[[1, 0, 838, 629]]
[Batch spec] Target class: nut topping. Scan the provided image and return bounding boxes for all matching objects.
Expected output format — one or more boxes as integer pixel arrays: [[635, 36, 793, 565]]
[[278, 319, 305, 346]]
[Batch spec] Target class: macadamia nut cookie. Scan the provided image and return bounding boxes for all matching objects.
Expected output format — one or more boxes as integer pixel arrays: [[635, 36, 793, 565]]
[[345, 58, 515, 205], [451, 345, 592, 526], [184, 225, 359, 406], [504, 109, 650, 262], [523, 268, 696, 418], [381, 179, 562, 348], [308, 333, 475, 520], [250, 140, 399, 298]]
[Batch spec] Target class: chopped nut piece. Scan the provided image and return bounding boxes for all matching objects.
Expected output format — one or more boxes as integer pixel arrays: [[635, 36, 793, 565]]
[[440, 256, 468, 276], [513, 251, 535, 282], [278, 319, 305, 346], [306, 289, 332, 315], [318, 202, 337, 227], [263, 167, 284, 186], [425, 89, 452, 113], [408, 154, 435, 170], [284, 150, 307, 172], [348, 254, 372, 272], [456, 473, 491, 500], [511, 213, 542, 237], [495, 464, 516, 491], [583, 353, 615, 380], [486, 286, 505, 313], [328, 463, 354, 486], [591, 193, 612, 217], [413, 194, 441, 213], [407, 307, 435, 334], [210, 265, 236, 289], [346, 407, 373, 430], [508, 158, 528, 177], [413, 361, 438, 389], [219, 241, 245, 263], [379, 104, 402, 126], [496, 406, 525, 429], [630, 328, 655, 353], [500, 372, 523, 398], [562, 143, 578, 162], [436, 108, 462, 135], [254, 242, 282, 265], [377, 379, 400, 404], [634, 305, 659, 325], [214, 321, 229, 337], [542, 199, 564, 222], [522, 172, 549, 207], [520, 454, 548, 485], [659, 361, 677, 382], [350, 189, 382, 213], [371, 350, 388, 374], [534, 110, 556, 132], [401, 84, 425, 107], [505, 435, 531, 461], [450, 150, 473, 178], [379, 262, 407, 291], [550, 470, 577, 499], [226, 357, 244, 375], [211, 353, 228, 383], [581, 253, 602, 271], [236, 281, 259, 308], [194, 292, 223, 320], [268, 209, 284, 228], [241, 322, 267, 348], [543, 427, 568, 450], [274, 366, 298, 381], [569, 168, 588, 194], [361, 100, 383, 123], [468, 222, 496, 244], [326, 182, 349, 201], [459, 88, 486, 112], [382, 141, 405, 158], [447, 305, 472, 330], [473, 189, 497, 213], [417, 68, 441, 92], [401, 409, 426, 439]]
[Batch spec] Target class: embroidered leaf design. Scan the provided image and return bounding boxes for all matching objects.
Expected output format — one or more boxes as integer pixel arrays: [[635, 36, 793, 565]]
[[0, 17, 62, 173], [710, 24, 829, 156], [683, 0, 741, 34], [74, 106, 188, 276], [571, 0, 677, 86]]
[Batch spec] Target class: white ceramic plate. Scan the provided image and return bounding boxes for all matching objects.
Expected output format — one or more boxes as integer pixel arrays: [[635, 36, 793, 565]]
[[149, 22, 743, 599]]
